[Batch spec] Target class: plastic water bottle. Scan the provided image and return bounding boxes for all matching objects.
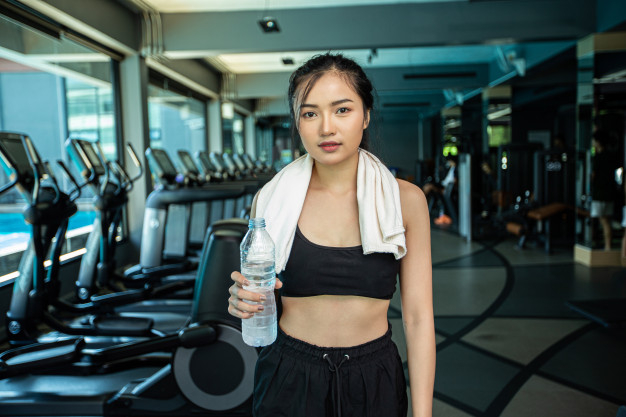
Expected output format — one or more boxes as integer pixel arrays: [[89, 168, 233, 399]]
[[240, 218, 277, 347]]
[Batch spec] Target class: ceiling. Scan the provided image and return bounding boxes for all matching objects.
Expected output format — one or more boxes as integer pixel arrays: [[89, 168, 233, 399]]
[[141, 0, 462, 13], [136, 0, 595, 117]]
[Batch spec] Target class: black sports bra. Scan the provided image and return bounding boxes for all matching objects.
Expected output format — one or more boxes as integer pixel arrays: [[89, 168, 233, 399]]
[[279, 226, 400, 300]]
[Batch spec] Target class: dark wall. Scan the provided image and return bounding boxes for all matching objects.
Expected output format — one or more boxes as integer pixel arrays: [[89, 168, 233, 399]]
[[375, 111, 421, 180], [511, 89, 577, 147], [510, 48, 577, 148]]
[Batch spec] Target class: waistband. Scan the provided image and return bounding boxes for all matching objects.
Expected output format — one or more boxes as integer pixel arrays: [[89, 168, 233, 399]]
[[274, 322, 394, 365]]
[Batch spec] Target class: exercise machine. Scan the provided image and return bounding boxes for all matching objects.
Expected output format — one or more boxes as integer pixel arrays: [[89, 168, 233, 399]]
[[0, 225, 257, 416], [124, 148, 247, 280]]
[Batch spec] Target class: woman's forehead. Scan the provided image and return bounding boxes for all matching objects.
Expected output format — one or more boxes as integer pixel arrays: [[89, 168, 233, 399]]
[[299, 72, 360, 103]]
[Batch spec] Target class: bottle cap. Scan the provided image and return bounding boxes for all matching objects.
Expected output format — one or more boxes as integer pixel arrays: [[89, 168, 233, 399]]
[[249, 217, 266, 228]]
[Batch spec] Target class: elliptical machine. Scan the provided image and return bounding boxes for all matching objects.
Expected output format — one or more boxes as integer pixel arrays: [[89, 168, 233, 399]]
[[0, 135, 259, 416], [66, 138, 144, 300], [0, 133, 185, 345]]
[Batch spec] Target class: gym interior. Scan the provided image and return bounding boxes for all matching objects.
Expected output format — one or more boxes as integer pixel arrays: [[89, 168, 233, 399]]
[[0, 0, 625, 416]]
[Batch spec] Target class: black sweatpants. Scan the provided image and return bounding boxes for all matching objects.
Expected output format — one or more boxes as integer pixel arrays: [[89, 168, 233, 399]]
[[253, 324, 408, 417]]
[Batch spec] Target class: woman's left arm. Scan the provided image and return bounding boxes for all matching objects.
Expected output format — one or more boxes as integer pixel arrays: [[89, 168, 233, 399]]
[[398, 180, 436, 417]]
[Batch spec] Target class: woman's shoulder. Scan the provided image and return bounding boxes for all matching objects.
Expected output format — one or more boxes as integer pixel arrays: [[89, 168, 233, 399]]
[[396, 179, 428, 228], [396, 178, 426, 203]]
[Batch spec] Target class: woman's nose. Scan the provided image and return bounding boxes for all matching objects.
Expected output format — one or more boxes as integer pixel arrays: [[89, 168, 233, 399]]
[[320, 115, 336, 136]]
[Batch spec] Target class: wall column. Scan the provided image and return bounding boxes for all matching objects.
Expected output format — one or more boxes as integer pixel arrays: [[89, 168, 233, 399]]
[[245, 115, 256, 158], [208, 99, 222, 152], [119, 53, 150, 260]]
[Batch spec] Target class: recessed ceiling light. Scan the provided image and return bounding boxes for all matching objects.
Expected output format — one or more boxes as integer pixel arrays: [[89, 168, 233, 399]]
[[258, 16, 280, 33]]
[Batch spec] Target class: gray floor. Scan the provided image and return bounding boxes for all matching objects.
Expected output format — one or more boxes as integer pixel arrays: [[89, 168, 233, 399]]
[[389, 228, 626, 417]]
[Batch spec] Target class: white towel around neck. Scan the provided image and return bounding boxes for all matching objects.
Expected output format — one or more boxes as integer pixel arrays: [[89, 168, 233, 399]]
[[254, 148, 406, 273]]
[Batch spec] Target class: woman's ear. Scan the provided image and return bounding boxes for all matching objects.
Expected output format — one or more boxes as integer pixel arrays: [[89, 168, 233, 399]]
[[363, 109, 371, 130]]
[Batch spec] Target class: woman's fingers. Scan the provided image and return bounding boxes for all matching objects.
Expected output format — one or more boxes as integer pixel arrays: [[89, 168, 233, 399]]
[[228, 271, 268, 319], [229, 283, 266, 304], [228, 302, 255, 319], [228, 296, 260, 319], [275, 277, 283, 289], [230, 271, 249, 286]]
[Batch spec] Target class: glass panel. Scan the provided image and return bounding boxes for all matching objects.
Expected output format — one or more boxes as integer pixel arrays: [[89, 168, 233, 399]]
[[222, 110, 245, 155], [255, 122, 273, 167], [148, 84, 207, 173], [0, 13, 117, 279]]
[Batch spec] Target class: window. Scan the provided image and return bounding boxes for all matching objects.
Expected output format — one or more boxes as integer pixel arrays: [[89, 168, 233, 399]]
[[148, 83, 207, 168], [0, 12, 118, 280], [255, 121, 273, 166], [222, 107, 245, 155]]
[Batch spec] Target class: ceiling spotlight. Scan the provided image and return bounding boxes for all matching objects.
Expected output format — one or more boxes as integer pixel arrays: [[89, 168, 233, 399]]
[[282, 57, 294, 65], [258, 16, 280, 33]]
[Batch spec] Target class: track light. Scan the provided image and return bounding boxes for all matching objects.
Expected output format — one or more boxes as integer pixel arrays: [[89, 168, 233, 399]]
[[258, 16, 280, 33]]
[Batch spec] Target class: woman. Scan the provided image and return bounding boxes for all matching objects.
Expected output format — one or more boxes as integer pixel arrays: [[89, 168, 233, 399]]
[[228, 53, 435, 417]]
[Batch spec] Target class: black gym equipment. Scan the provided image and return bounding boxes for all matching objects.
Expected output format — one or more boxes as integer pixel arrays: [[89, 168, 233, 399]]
[[0, 133, 192, 345], [496, 143, 544, 212], [196, 150, 226, 182], [0, 135, 258, 416], [123, 147, 247, 281], [66, 138, 145, 300], [0, 223, 257, 416]]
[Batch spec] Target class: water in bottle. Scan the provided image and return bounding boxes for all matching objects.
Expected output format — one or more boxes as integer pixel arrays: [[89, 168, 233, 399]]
[[240, 218, 277, 347]]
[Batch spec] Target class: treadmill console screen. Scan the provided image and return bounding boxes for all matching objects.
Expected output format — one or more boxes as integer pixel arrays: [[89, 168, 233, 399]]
[[242, 154, 255, 170], [197, 152, 216, 173], [178, 151, 199, 174], [232, 154, 246, 171], [221, 153, 237, 174], [209, 152, 225, 172], [152, 149, 178, 177]]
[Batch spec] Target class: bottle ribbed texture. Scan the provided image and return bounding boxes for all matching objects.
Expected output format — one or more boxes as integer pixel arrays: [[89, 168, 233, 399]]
[[240, 217, 277, 347]]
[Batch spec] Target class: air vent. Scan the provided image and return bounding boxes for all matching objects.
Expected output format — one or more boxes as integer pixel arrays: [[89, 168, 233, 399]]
[[403, 72, 477, 80]]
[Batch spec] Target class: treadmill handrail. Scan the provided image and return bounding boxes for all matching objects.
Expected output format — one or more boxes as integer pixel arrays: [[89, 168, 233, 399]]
[[145, 184, 247, 209]]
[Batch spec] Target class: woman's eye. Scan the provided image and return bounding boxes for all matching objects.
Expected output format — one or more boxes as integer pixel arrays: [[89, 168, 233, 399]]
[[302, 111, 316, 118], [337, 107, 350, 114]]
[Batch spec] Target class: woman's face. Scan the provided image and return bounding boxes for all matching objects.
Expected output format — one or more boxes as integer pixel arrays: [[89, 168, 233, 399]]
[[296, 72, 369, 167]]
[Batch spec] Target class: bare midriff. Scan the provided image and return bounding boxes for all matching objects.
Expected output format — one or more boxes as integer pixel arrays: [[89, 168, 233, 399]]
[[279, 295, 391, 347]]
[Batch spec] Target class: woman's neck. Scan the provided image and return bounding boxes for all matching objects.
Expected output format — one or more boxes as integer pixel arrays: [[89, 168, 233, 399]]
[[310, 151, 359, 194]]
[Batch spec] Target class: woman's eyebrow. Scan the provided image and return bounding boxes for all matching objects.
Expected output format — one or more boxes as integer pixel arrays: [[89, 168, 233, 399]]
[[300, 98, 354, 109]]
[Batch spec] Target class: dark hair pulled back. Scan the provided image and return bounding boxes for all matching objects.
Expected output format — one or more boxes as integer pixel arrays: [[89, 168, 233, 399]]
[[288, 53, 375, 151]]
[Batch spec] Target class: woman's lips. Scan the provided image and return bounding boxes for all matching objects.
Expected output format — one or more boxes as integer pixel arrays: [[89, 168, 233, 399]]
[[319, 141, 340, 152]]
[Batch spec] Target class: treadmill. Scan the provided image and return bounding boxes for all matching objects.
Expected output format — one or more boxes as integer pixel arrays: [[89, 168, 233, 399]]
[[123, 147, 246, 281]]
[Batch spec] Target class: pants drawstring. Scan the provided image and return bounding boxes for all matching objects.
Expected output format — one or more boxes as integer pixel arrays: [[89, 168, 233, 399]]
[[323, 353, 350, 417]]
